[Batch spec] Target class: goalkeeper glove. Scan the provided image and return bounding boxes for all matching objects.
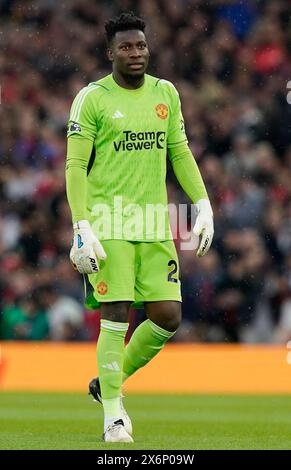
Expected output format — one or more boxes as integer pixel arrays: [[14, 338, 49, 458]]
[[193, 199, 214, 257], [70, 220, 107, 274]]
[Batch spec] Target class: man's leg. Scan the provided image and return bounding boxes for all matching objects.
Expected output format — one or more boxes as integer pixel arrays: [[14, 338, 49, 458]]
[[122, 301, 181, 382], [122, 240, 182, 382], [97, 301, 131, 431]]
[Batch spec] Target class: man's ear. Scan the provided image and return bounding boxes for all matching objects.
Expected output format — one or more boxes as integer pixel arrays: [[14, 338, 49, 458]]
[[107, 48, 113, 62]]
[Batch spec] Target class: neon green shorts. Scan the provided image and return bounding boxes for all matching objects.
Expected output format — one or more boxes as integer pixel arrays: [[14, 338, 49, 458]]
[[84, 240, 181, 309]]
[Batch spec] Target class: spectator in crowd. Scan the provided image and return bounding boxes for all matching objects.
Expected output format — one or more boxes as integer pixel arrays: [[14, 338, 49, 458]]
[[38, 285, 84, 341], [1, 291, 49, 340]]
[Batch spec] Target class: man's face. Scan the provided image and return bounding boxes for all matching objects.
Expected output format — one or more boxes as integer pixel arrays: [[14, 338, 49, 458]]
[[108, 29, 149, 78]]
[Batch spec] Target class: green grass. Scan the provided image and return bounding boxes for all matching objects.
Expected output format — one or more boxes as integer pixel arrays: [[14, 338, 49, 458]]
[[0, 392, 291, 449]]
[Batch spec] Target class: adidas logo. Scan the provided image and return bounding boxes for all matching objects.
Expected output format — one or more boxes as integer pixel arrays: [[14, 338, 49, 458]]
[[112, 110, 124, 119], [101, 361, 120, 371]]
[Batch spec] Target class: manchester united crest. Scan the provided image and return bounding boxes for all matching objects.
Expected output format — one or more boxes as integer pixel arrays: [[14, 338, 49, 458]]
[[155, 103, 168, 120], [97, 281, 108, 295]]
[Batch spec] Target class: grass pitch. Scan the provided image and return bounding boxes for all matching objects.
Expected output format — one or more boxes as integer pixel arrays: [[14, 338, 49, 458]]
[[0, 392, 290, 450]]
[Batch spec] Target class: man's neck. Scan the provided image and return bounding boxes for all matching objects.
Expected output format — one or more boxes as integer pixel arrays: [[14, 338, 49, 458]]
[[112, 70, 145, 90]]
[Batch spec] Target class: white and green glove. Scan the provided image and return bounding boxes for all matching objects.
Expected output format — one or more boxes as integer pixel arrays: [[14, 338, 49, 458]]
[[193, 199, 214, 257], [70, 220, 107, 274]]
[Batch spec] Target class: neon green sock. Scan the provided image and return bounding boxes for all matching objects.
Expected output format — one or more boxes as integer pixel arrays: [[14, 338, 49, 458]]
[[97, 319, 129, 403], [122, 319, 175, 382]]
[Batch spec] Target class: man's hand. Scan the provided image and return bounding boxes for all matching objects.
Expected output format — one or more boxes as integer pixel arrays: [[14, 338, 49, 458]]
[[193, 199, 214, 257], [70, 220, 107, 274]]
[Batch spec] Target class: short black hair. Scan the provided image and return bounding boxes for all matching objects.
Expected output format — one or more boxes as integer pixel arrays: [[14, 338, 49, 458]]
[[105, 12, 146, 46]]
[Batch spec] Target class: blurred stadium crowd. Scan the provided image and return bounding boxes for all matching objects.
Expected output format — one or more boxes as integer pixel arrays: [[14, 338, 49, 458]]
[[0, 0, 291, 343]]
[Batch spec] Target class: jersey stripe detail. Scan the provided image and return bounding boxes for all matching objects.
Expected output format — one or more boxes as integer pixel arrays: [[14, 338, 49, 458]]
[[155, 78, 178, 95], [70, 84, 93, 121], [71, 84, 99, 122], [95, 83, 110, 91], [72, 84, 99, 122]]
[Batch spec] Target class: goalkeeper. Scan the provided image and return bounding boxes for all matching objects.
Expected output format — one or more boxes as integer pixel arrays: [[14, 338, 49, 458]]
[[66, 12, 214, 443]]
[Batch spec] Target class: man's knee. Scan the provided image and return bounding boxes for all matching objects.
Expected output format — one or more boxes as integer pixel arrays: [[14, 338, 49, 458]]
[[161, 305, 181, 332], [100, 301, 131, 323], [145, 301, 182, 332]]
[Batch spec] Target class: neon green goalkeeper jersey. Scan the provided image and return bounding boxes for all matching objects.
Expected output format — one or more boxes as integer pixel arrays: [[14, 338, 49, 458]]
[[67, 73, 188, 241]]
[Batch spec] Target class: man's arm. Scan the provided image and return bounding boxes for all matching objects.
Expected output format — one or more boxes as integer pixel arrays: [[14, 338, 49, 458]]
[[66, 135, 106, 273], [66, 84, 99, 222], [66, 135, 92, 223], [65, 86, 106, 273], [168, 142, 208, 203], [168, 142, 214, 257], [166, 82, 214, 257]]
